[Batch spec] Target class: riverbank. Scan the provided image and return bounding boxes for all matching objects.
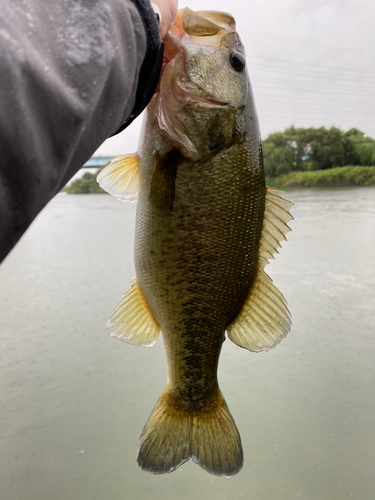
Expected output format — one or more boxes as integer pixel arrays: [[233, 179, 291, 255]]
[[62, 171, 104, 194], [267, 166, 375, 188], [65, 166, 375, 194]]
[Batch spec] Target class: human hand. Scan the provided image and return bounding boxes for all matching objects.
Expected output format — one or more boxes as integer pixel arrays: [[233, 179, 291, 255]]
[[151, 0, 178, 39]]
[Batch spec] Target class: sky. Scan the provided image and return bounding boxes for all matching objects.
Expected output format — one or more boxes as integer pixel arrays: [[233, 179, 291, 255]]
[[96, 0, 375, 157]]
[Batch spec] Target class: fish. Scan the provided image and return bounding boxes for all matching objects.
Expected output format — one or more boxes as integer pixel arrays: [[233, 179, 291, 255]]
[[97, 8, 293, 477]]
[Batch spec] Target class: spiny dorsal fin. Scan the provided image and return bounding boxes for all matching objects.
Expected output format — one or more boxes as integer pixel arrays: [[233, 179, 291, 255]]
[[97, 154, 139, 201], [259, 188, 294, 269], [107, 279, 160, 347], [227, 188, 293, 352]]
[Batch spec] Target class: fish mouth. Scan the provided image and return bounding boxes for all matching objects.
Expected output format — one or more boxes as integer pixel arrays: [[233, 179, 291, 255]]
[[158, 14, 229, 107]]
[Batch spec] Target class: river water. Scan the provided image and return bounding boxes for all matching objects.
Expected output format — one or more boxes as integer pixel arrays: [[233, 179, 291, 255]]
[[1, 188, 374, 500]]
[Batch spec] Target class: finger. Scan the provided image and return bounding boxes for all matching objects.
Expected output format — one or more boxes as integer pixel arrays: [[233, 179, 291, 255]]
[[151, 0, 178, 39]]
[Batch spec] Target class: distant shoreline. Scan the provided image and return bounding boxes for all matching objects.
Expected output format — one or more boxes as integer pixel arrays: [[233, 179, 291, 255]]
[[266, 166, 375, 188], [63, 166, 375, 194]]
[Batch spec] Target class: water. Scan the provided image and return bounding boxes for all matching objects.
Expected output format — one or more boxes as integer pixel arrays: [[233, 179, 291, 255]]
[[1, 189, 374, 500]]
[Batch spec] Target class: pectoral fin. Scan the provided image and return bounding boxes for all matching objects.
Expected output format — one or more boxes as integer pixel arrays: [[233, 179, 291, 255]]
[[149, 149, 180, 210], [107, 280, 160, 347], [227, 188, 293, 352], [97, 154, 139, 200]]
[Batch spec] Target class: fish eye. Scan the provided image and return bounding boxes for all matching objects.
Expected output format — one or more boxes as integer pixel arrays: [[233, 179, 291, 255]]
[[229, 52, 246, 72]]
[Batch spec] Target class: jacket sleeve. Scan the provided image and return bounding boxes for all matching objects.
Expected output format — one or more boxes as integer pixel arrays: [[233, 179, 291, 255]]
[[0, 0, 162, 263]]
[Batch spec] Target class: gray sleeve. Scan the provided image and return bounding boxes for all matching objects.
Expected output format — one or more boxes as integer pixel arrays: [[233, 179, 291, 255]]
[[0, 0, 161, 263]]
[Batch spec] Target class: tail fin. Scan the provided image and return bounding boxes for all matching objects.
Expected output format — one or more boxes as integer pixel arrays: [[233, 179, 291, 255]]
[[137, 389, 243, 477]]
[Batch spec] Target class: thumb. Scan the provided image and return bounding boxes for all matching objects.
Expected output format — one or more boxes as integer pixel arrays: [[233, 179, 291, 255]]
[[151, 0, 178, 39]]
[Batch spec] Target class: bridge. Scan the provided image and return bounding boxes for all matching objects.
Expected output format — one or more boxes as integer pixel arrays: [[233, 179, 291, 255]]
[[82, 156, 114, 168]]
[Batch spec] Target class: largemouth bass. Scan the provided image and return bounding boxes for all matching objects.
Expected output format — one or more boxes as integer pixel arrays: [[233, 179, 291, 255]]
[[98, 8, 293, 477]]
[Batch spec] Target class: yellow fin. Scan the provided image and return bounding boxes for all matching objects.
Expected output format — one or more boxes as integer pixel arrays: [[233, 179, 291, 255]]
[[137, 389, 243, 477], [107, 280, 160, 347], [97, 154, 139, 200], [227, 188, 293, 352], [227, 269, 291, 352], [259, 188, 294, 270]]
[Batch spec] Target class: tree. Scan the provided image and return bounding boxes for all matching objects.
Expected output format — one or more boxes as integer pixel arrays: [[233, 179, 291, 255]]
[[63, 168, 105, 194], [346, 128, 375, 166], [262, 126, 373, 176], [262, 135, 295, 177], [305, 127, 356, 169]]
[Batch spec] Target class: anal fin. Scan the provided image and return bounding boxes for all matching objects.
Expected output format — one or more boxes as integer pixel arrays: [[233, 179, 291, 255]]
[[107, 279, 160, 347]]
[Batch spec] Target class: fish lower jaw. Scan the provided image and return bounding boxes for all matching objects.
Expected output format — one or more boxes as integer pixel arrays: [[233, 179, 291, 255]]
[[175, 77, 227, 107]]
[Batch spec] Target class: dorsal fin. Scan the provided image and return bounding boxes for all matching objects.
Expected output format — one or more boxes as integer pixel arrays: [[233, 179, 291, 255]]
[[259, 188, 294, 269], [227, 188, 294, 352], [97, 153, 139, 201]]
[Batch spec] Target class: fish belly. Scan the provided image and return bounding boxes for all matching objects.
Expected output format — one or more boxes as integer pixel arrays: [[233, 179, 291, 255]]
[[135, 142, 265, 401]]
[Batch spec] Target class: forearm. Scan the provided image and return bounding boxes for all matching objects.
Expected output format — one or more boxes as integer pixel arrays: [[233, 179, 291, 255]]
[[0, 0, 161, 263]]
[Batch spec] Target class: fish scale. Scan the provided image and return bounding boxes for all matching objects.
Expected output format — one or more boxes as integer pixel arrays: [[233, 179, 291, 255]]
[[97, 7, 293, 477]]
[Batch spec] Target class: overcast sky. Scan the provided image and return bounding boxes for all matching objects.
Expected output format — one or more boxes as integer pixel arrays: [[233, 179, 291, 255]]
[[96, 0, 375, 156]]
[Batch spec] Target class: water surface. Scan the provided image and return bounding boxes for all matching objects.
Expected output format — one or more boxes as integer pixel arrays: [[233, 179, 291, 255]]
[[1, 189, 374, 499]]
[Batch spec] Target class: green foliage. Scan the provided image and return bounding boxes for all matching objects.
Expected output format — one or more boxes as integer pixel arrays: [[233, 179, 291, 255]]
[[275, 166, 375, 188], [263, 126, 375, 176], [262, 139, 295, 177], [64, 168, 105, 194], [346, 128, 375, 166]]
